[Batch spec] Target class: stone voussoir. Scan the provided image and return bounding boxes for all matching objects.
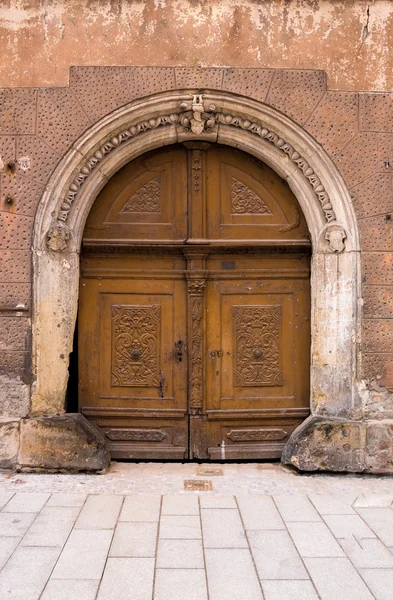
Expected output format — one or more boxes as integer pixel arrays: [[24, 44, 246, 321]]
[[17, 413, 110, 472]]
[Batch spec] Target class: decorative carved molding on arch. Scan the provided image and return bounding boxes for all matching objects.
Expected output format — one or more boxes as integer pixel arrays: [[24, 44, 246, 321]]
[[49, 93, 340, 250]]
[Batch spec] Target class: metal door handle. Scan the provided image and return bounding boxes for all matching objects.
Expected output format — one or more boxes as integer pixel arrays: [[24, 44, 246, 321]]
[[158, 370, 165, 398]]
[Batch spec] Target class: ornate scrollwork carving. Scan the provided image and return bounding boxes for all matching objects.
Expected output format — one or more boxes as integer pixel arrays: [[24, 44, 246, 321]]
[[111, 304, 160, 387], [121, 177, 161, 213], [233, 305, 283, 387], [48, 93, 338, 250], [231, 177, 272, 214], [187, 279, 206, 296]]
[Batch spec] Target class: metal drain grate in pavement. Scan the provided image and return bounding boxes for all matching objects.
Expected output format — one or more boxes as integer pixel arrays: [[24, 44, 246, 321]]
[[184, 479, 213, 491]]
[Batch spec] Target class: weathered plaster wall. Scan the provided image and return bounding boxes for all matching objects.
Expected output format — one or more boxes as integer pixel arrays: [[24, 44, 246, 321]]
[[0, 0, 393, 91]]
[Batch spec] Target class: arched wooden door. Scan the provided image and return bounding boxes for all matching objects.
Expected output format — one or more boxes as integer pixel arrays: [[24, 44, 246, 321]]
[[79, 144, 311, 460]]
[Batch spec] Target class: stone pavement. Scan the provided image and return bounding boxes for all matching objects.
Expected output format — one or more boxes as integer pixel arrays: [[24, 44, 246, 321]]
[[0, 463, 393, 599]]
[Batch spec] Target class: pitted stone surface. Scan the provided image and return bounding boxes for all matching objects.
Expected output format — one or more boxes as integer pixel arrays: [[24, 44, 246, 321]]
[[363, 319, 393, 354], [0, 465, 392, 599], [360, 93, 393, 132], [0, 89, 37, 135], [1, 173, 44, 217], [37, 88, 92, 156], [266, 70, 326, 124], [335, 132, 379, 189], [0, 250, 30, 283], [15, 136, 60, 184], [175, 67, 223, 90], [305, 91, 359, 157], [70, 66, 177, 123], [222, 68, 273, 102], [359, 214, 393, 252], [363, 252, 393, 286], [362, 354, 393, 390], [351, 173, 393, 219]]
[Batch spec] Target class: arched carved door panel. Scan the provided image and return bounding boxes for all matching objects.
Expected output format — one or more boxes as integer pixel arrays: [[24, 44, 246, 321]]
[[79, 144, 311, 459]]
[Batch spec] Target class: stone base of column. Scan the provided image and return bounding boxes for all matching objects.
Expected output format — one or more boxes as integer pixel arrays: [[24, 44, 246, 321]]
[[282, 416, 393, 474], [16, 413, 110, 472]]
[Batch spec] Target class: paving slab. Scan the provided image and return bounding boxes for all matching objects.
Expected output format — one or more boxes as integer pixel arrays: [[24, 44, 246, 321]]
[[261, 580, 319, 600], [360, 568, 393, 600], [74, 494, 123, 530], [355, 507, 393, 546], [159, 515, 201, 539], [0, 536, 20, 569], [248, 529, 309, 580], [97, 557, 154, 600], [20, 506, 80, 547], [0, 492, 14, 510], [323, 514, 376, 539], [308, 493, 357, 515], [2, 492, 50, 513], [354, 495, 393, 508], [0, 546, 61, 600], [339, 537, 393, 569], [199, 495, 236, 508], [304, 557, 375, 600], [119, 495, 161, 522], [156, 539, 204, 569], [46, 494, 87, 507], [110, 522, 157, 557], [237, 495, 285, 530], [287, 521, 345, 557], [274, 494, 321, 522], [205, 548, 263, 600], [41, 579, 100, 600], [51, 529, 113, 579], [161, 495, 199, 515], [0, 512, 36, 537], [201, 508, 248, 548], [154, 568, 208, 600]]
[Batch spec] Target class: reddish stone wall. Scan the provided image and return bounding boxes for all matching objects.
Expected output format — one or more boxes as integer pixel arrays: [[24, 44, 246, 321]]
[[0, 65, 392, 419]]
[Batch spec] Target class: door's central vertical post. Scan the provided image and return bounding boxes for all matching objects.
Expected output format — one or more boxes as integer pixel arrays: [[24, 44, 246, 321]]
[[187, 274, 207, 459]]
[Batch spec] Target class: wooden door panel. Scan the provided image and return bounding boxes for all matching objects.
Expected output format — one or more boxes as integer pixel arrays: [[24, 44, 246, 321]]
[[79, 273, 188, 458], [83, 147, 188, 244], [206, 146, 310, 242], [204, 261, 310, 459]]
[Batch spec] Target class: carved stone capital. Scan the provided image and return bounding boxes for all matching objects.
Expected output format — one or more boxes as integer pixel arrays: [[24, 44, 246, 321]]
[[46, 222, 71, 252], [187, 279, 206, 296]]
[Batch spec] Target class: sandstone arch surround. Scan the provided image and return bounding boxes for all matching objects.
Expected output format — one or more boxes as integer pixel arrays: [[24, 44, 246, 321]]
[[31, 90, 361, 471]]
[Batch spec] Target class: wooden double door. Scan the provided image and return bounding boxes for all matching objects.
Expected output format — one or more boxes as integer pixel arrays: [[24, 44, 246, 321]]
[[79, 144, 311, 460]]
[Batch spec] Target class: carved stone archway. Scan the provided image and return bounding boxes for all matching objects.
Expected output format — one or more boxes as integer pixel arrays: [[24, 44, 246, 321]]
[[30, 90, 362, 471]]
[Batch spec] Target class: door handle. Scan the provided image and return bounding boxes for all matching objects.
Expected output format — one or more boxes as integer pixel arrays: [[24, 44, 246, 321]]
[[158, 370, 165, 398], [174, 339, 184, 363]]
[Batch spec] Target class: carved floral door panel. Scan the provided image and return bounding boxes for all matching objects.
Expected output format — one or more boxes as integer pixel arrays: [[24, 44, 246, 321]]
[[80, 143, 311, 460], [79, 256, 188, 459], [83, 147, 188, 244], [203, 254, 310, 458], [205, 146, 310, 243]]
